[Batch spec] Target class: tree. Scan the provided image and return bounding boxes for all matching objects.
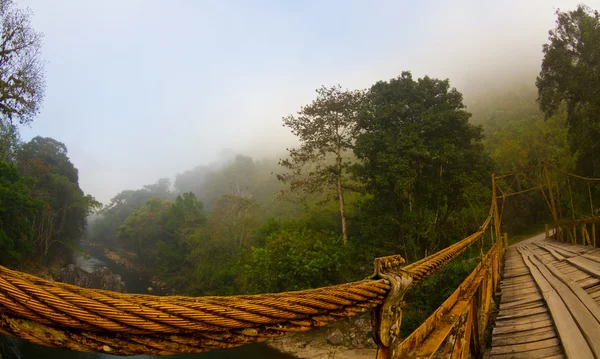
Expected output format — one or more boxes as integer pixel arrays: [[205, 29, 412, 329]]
[[0, 121, 19, 162], [354, 72, 490, 259], [0, 0, 45, 126], [0, 161, 41, 264], [89, 178, 176, 247], [242, 227, 350, 293], [278, 85, 364, 244], [16, 137, 99, 257], [536, 5, 600, 176], [118, 197, 171, 269]]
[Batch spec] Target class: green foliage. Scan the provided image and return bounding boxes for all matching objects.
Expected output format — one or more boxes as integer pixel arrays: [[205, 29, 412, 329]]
[[537, 5, 600, 176], [118, 197, 172, 269], [0, 122, 19, 162], [353, 72, 491, 260], [0, 161, 41, 264], [401, 252, 478, 336], [470, 80, 574, 235], [16, 137, 99, 258], [240, 227, 353, 293], [89, 178, 174, 247]]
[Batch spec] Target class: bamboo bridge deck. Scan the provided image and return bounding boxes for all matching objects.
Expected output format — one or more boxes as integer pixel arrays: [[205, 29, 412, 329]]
[[492, 234, 600, 359]]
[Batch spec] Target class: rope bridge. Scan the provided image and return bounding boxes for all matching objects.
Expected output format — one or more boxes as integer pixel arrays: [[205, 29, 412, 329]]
[[0, 163, 596, 357]]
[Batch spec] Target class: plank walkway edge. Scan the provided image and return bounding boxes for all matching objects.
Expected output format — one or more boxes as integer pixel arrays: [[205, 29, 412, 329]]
[[517, 246, 593, 359]]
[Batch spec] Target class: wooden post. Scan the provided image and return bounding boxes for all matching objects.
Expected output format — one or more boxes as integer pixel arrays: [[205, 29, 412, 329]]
[[593, 222, 596, 248], [543, 164, 558, 224], [545, 224, 549, 238], [503, 232, 508, 248], [491, 174, 501, 241], [567, 177, 575, 221], [582, 223, 591, 246], [588, 182, 595, 217]]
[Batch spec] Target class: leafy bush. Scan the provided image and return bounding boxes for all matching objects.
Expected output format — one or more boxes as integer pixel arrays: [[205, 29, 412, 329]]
[[240, 227, 355, 293]]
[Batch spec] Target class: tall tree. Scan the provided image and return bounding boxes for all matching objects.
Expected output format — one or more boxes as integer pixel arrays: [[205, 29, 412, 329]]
[[278, 85, 364, 244], [17, 137, 99, 257], [536, 5, 600, 176], [89, 178, 176, 247], [0, 161, 41, 264], [0, 0, 44, 126], [354, 72, 490, 259], [118, 197, 171, 269]]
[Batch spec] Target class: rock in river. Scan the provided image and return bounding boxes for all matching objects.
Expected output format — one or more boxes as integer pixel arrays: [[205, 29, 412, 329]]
[[59, 264, 127, 293]]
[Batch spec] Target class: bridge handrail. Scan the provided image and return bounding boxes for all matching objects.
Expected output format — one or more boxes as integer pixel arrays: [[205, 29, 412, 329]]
[[396, 238, 502, 357]]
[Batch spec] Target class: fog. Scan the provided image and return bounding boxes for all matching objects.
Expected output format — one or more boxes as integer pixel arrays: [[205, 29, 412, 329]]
[[17, 0, 600, 204]]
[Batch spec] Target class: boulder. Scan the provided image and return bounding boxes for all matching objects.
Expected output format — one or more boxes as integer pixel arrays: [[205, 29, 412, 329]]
[[59, 264, 126, 293], [327, 329, 345, 346]]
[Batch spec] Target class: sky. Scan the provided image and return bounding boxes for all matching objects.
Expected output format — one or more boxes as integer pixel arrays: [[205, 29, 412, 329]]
[[16, 0, 600, 204]]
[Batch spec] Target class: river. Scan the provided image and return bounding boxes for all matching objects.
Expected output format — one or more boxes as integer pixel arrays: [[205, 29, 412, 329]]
[[10, 244, 295, 359]]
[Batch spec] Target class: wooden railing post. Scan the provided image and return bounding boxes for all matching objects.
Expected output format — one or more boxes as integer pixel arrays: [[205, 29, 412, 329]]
[[492, 174, 501, 242], [372, 255, 412, 359]]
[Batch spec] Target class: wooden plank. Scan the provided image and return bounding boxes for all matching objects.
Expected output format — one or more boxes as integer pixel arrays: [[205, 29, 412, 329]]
[[578, 277, 600, 289], [499, 300, 546, 312], [541, 261, 600, 324], [500, 283, 537, 291], [492, 327, 556, 346], [560, 270, 590, 281], [539, 243, 567, 261], [582, 253, 600, 264], [504, 270, 529, 279], [494, 312, 551, 327], [499, 297, 544, 310], [518, 248, 594, 359], [553, 265, 581, 273], [567, 256, 600, 278], [499, 289, 541, 300], [500, 279, 537, 288], [490, 345, 562, 358], [492, 318, 553, 335], [490, 337, 560, 355], [525, 247, 600, 357], [501, 291, 543, 304], [545, 243, 580, 258], [585, 248, 600, 255], [501, 275, 537, 285], [496, 305, 547, 320]]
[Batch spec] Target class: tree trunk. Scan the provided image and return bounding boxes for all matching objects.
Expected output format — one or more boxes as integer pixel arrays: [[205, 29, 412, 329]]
[[336, 155, 348, 244]]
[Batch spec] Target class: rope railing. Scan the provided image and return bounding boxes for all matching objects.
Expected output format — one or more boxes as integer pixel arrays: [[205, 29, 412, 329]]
[[0, 265, 390, 355]]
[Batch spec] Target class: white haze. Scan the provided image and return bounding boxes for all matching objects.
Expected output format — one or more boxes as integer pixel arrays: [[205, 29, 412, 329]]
[[17, 0, 600, 204]]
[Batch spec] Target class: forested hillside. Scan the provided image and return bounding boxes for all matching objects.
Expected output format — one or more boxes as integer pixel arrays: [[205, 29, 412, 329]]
[[83, 69, 575, 298], [1, 2, 599, 338]]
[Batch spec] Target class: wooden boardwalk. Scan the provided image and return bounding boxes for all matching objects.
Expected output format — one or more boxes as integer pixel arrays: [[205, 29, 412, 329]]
[[491, 235, 600, 358]]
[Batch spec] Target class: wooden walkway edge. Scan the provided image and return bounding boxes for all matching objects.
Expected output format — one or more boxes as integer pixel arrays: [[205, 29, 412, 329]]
[[491, 236, 600, 359]]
